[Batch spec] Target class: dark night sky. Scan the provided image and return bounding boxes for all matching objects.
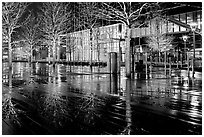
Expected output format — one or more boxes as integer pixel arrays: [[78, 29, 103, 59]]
[[160, 2, 202, 15], [17, 2, 202, 34], [26, 2, 202, 15], [27, 2, 42, 16]]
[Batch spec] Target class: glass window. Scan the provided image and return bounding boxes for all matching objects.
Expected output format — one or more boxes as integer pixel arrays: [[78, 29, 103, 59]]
[[161, 20, 167, 34], [187, 12, 193, 25], [146, 26, 150, 36], [180, 26, 186, 32], [132, 28, 140, 37], [174, 14, 179, 21], [197, 10, 202, 29], [150, 20, 156, 35], [111, 42, 115, 52], [136, 28, 140, 37], [179, 13, 187, 31], [131, 28, 136, 37], [173, 15, 180, 32], [141, 27, 146, 36], [168, 21, 173, 32], [180, 13, 186, 24], [113, 42, 118, 52], [112, 25, 116, 39]]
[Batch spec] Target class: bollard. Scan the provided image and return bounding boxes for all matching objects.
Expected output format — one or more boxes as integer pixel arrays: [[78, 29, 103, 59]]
[[150, 55, 152, 75], [145, 52, 148, 79], [169, 58, 171, 77], [187, 55, 189, 77], [110, 74, 118, 95], [108, 52, 117, 75], [164, 51, 167, 75], [191, 59, 194, 78]]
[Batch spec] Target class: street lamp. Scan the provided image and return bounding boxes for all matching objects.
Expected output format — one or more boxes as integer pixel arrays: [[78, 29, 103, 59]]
[[190, 22, 198, 78], [118, 24, 123, 74], [182, 35, 188, 63], [118, 31, 122, 74]]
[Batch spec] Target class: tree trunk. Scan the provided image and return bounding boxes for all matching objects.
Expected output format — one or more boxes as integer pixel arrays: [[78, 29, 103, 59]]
[[57, 46, 60, 62], [82, 46, 84, 62], [97, 43, 100, 62], [53, 39, 56, 65], [70, 49, 72, 62], [157, 41, 160, 63], [30, 44, 33, 63], [80, 37, 84, 62], [48, 45, 51, 64], [118, 41, 122, 74], [125, 78, 132, 134], [57, 38, 60, 62], [164, 51, 167, 75], [125, 26, 131, 78], [66, 37, 69, 62], [72, 47, 74, 64], [90, 28, 93, 66], [8, 33, 12, 69], [66, 46, 69, 62]]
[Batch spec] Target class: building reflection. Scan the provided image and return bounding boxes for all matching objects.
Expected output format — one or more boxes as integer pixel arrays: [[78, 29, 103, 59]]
[[2, 69, 23, 128], [108, 74, 118, 95], [2, 63, 202, 134], [121, 79, 132, 135]]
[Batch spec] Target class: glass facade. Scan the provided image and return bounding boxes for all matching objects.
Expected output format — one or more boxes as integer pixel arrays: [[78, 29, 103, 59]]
[[64, 10, 201, 63], [187, 12, 193, 24], [173, 15, 180, 32], [197, 10, 202, 29], [65, 23, 123, 62], [180, 13, 187, 31], [131, 10, 202, 38]]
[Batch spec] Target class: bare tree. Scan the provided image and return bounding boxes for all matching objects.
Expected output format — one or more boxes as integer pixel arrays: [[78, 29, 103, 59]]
[[12, 41, 30, 59], [2, 2, 29, 68], [97, 2, 155, 77], [39, 2, 71, 65], [146, 16, 174, 62], [78, 2, 99, 66], [21, 13, 42, 62], [95, 27, 101, 62]]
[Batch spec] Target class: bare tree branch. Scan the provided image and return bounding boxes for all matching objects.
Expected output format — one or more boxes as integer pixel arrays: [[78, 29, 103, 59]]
[[39, 2, 72, 63], [146, 17, 174, 52], [2, 2, 29, 66]]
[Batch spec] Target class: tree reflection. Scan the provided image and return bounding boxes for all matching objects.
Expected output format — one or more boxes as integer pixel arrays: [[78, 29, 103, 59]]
[[36, 65, 102, 131], [74, 75, 101, 127], [2, 69, 24, 127], [35, 65, 99, 129], [121, 78, 132, 135], [37, 65, 70, 128], [109, 74, 118, 95]]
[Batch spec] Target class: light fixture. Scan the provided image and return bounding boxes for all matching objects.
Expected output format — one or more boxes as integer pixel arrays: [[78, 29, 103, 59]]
[[190, 22, 198, 32], [189, 22, 197, 78], [182, 35, 188, 42]]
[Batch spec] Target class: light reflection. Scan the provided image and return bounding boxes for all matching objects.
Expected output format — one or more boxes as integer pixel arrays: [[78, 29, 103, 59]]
[[2, 63, 202, 134], [57, 65, 61, 86], [190, 96, 199, 106], [188, 95, 201, 121], [109, 74, 118, 95], [183, 77, 189, 88], [39, 65, 68, 127], [35, 63, 40, 73], [170, 109, 178, 115], [2, 69, 24, 127], [120, 79, 132, 135]]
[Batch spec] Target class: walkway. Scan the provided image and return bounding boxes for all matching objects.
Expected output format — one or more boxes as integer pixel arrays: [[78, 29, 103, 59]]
[[2, 62, 202, 135]]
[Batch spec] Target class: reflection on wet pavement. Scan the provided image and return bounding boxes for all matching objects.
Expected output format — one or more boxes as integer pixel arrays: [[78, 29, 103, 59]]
[[2, 62, 202, 135]]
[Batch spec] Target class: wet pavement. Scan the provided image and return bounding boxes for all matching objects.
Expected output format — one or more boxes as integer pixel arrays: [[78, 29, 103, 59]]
[[2, 62, 202, 135]]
